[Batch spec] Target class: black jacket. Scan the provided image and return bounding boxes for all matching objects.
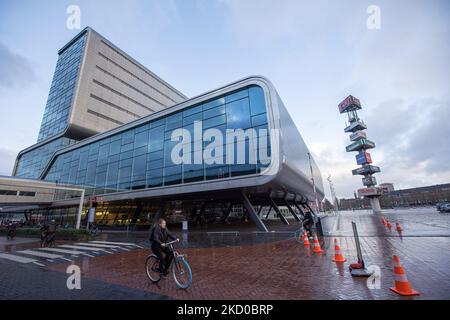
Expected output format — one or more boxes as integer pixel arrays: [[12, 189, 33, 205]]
[[152, 225, 176, 248], [303, 211, 314, 226]]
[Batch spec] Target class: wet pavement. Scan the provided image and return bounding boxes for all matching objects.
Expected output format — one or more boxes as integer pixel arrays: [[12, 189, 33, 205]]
[[1, 207, 449, 299]]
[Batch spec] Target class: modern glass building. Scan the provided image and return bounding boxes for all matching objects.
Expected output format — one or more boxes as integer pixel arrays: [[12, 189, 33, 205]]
[[7, 28, 324, 232], [13, 27, 186, 180]]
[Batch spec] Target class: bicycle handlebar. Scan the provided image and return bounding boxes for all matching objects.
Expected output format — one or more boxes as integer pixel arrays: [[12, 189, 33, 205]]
[[164, 239, 179, 246]]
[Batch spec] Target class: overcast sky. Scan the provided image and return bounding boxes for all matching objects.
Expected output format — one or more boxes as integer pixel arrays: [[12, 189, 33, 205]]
[[0, 0, 449, 199]]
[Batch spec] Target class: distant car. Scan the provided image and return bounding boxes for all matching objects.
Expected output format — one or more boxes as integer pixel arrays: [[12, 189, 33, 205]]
[[437, 203, 450, 213]]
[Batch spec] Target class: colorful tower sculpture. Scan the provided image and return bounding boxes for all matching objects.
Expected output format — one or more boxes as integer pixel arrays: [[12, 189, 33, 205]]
[[338, 95, 382, 213]]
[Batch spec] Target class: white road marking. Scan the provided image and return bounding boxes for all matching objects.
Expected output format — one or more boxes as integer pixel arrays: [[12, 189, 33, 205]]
[[61, 257, 73, 262], [0, 252, 38, 263], [74, 242, 121, 248], [32, 262, 45, 267], [47, 259, 54, 262], [17, 250, 63, 260], [39, 247, 85, 256], [89, 241, 138, 246], [59, 245, 106, 251]]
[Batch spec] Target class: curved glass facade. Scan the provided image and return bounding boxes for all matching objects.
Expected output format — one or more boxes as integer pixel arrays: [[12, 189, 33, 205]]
[[14, 137, 77, 179], [43, 85, 272, 196]]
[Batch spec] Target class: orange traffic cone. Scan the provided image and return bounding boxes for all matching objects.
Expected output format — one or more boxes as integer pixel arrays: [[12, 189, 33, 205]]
[[303, 231, 311, 246], [312, 233, 323, 253], [390, 255, 420, 296], [332, 238, 347, 262], [396, 222, 403, 232], [382, 217, 387, 226], [386, 220, 392, 229]]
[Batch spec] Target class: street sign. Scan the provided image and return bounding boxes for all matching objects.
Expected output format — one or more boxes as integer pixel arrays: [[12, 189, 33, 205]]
[[362, 176, 377, 186], [346, 139, 376, 152], [350, 130, 367, 141], [356, 151, 373, 165], [338, 95, 362, 113], [352, 165, 381, 176], [357, 187, 381, 197]]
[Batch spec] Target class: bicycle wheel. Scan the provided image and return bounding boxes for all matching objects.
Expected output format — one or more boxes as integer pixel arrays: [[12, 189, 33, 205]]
[[172, 257, 192, 289], [145, 255, 162, 283], [294, 227, 304, 243]]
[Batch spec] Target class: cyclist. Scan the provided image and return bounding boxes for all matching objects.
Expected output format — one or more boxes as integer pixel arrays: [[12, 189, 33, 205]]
[[41, 219, 56, 246], [302, 210, 314, 239], [150, 218, 179, 276]]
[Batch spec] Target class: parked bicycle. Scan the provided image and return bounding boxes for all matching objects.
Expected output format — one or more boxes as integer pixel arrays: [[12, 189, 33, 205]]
[[145, 239, 192, 289]]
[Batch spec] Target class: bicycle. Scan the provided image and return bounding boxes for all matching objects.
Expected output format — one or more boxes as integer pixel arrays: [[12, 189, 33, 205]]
[[145, 240, 193, 289], [6, 228, 16, 240], [88, 223, 100, 236], [40, 232, 55, 248], [294, 225, 305, 243]]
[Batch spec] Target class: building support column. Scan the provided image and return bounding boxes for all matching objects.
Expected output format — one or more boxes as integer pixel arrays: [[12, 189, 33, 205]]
[[284, 200, 301, 221], [221, 202, 233, 223], [75, 189, 85, 230], [269, 197, 289, 225], [370, 196, 382, 214], [240, 191, 268, 232], [294, 202, 306, 218], [265, 205, 273, 219]]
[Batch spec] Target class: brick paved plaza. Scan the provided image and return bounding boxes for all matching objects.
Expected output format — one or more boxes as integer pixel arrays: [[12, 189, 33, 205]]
[[1, 207, 449, 300]]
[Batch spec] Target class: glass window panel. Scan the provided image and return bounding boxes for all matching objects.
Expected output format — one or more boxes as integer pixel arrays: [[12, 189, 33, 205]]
[[165, 120, 182, 131], [249, 85, 266, 116], [149, 126, 164, 152], [205, 165, 229, 180], [147, 158, 164, 170], [132, 154, 147, 180], [118, 166, 131, 183], [203, 97, 225, 110], [251, 112, 268, 127], [150, 118, 165, 128], [95, 171, 107, 188], [131, 180, 146, 190], [106, 162, 119, 187], [133, 145, 147, 157], [164, 165, 182, 186], [134, 131, 149, 148], [121, 142, 133, 153], [120, 150, 133, 161], [97, 144, 109, 166], [226, 89, 248, 103], [203, 114, 226, 129], [148, 150, 164, 162], [226, 98, 251, 129], [122, 130, 134, 145], [203, 104, 225, 120], [183, 164, 204, 183], [119, 158, 133, 168], [183, 112, 202, 126], [183, 104, 202, 117]]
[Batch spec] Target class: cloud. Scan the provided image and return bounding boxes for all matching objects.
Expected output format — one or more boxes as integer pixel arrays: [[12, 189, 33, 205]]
[[367, 98, 450, 172], [0, 148, 17, 176], [0, 42, 36, 88]]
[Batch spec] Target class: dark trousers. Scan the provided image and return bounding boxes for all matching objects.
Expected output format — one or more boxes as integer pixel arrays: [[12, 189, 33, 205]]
[[152, 245, 174, 273]]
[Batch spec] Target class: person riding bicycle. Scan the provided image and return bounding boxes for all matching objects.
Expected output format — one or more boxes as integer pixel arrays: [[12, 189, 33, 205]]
[[41, 219, 56, 245], [6, 222, 16, 239], [150, 218, 179, 276], [302, 210, 314, 239]]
